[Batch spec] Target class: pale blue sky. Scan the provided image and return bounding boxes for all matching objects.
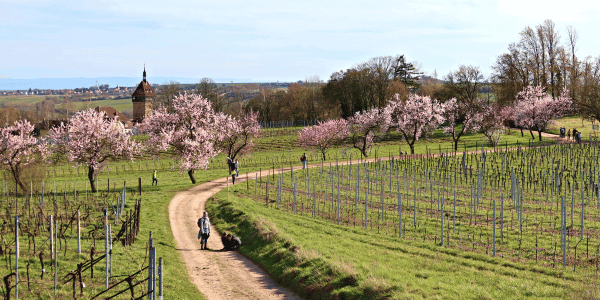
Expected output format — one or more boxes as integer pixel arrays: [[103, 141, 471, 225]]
[[2, 0, 600, 83]]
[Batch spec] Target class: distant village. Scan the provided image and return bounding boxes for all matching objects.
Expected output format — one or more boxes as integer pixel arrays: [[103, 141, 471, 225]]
[[0, 81, 296, 97]]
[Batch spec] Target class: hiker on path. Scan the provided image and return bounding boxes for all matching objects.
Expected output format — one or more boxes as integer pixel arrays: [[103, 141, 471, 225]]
[[152, 170, 158, 186], [227, 157, 233, 175], [234, 159, 239, 177], [198, 211, 211, 250], [567, 129, 571, 140], [301, 153, 307, 169]]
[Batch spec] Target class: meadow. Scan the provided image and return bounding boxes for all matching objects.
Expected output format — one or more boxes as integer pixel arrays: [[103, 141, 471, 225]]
[[0, 123, 597, 299]]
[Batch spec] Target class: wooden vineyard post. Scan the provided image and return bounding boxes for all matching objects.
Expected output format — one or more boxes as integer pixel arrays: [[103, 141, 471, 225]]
[[138, 178, 142, 196], [77, 210, 81, 255], [15, 216, 19, 300]]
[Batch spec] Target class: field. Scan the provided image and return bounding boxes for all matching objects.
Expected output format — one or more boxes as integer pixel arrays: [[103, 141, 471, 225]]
[[0, 122, 598, 299]]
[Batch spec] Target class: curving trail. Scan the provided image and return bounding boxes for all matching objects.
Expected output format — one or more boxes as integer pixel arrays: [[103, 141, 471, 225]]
[[168, 129, 568, 299], [169, 173, 303, 300]]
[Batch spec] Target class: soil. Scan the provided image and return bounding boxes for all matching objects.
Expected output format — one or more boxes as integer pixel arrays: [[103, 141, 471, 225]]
[[168, 173, 303, 300]]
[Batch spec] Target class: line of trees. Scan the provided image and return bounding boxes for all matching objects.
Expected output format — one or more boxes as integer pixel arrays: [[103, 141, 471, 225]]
[[299, 85, 572, 157]]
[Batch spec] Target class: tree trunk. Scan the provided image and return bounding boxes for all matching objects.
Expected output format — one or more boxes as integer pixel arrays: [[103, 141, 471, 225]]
[[520, 127, 524, 137], [529, 130, 535, 140], [321, 151, 326, 161], [188, 170, 196, 184], [454, 139, 459, 151], [10, 166, 26, 193], [88, 165, 96, 193], [538, 130, 543, 141], [409, 143, 415, 155]]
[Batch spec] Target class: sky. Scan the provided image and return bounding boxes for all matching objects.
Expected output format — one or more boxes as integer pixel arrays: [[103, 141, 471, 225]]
[[2, 0, 600, 85]]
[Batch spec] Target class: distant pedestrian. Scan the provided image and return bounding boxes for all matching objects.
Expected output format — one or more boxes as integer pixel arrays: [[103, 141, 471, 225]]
[[152, 170, 158, 186], [226, 157, 233, 175], [234, 159, 239, 177], [232, 174, 236, 184], [197, 211, 211, 250], [300, 153, 307, 169], [567, 129, 571, 140], [573, 128, 579, 143]]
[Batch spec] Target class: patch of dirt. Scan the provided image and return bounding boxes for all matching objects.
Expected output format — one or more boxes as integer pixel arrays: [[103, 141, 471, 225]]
[[169, 176, 303, 300]]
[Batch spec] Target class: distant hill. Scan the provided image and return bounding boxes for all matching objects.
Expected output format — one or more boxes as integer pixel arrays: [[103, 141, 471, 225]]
[[0, 77, 255, 90]]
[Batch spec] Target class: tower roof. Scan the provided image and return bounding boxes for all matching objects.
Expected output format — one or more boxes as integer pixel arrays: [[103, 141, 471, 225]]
[[132, 66, 157, 98], [132, 80, 157, 98]]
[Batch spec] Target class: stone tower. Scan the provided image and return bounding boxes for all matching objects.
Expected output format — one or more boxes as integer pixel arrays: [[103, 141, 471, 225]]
[[132, 66, 157, 123]]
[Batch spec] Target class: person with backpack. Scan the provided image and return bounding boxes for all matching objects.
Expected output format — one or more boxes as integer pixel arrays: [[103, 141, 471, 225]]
[[300, 153, 307, 169], [152, 170, 158, 186], [197, 211, 211, 250]]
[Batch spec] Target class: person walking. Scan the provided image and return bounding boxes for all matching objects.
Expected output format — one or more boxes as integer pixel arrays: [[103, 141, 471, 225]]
[[152, 170, 158, 186], [300, 153, 307, 169], [226, 157, 233, 175], [567, 129, 571, 140], [234, 159, 239, 177], [197, 211, 211, 250]]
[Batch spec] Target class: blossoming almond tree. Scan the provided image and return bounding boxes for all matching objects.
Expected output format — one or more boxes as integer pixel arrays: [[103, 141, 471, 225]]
[[298, 119, 349, 160], [390, 94, 445, 154], [141, 93, 225, 184], [349, 107, 391, 158], [0, 119, 48, 193], [218, 110, 261, 160], [512, 86, 572, 141], [48, 109, 139, 192], [480, 103, 507, 147], [443, 98, 485, 151]]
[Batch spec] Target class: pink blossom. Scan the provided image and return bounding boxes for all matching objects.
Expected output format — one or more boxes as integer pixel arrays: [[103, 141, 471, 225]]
[[47, 109, 139, 192], [140, 93, 224, 183], [0, 119, 47, 192], [443, 98, 485, 151], [298, 119, 349, 160], [348, 107, 391, 157], [511, 86, 572, 141], [218, 110, 261, 160], [390, 94, 445, 154]]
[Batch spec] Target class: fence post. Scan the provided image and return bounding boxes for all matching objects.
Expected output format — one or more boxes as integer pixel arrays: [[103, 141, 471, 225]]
[[77, 210, 81, 255], [148, 231, 154, 299], [54, 219, 57, 296], [15, 216, 19, 300], [158, 257, 163, 300], [105, 210, 109, 289]]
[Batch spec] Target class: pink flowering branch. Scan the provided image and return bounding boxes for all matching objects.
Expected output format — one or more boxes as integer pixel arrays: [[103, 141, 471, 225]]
[[443, 98, 485, 151], [390, 94, 445, 154], [140, 93, 225, 183], [47, 109, 139, 192], [298, 119, 349, 160], [0, 119, 47, 192], [511, 86, 572, 141], [348, 107, 391, 158], [218, 110, 261, 160]]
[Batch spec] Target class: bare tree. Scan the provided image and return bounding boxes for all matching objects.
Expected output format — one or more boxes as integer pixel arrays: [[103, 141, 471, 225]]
[[443, 65, 485, 103]]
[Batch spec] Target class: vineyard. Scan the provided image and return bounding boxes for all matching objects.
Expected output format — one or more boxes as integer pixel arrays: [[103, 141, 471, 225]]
[[238, 141, 600, 280]]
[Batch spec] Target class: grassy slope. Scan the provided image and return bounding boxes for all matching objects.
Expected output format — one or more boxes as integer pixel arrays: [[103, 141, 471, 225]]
[[208, 186, 593, 300], [0, 127, 565, 299]]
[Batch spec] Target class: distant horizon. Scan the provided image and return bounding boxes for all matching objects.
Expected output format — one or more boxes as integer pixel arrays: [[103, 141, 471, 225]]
[[0, 76, 289, 91]]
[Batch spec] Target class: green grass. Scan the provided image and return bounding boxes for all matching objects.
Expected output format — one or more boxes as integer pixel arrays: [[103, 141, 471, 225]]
[[0, 126, 584, 299], [208, 187, 592, 299], [74, 98, 132, 112], [548, 115, 600, 139]]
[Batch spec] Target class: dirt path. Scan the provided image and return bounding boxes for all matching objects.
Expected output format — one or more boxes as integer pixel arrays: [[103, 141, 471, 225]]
[[168, 173, 303, 300], [168, 131, 570, 299]]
